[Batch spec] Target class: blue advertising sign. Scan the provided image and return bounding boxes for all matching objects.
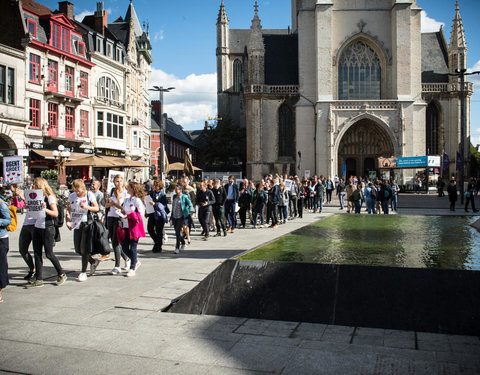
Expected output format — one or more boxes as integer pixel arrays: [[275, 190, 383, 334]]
[[342, 162, 346, 179], [397, 156, 428, 168]]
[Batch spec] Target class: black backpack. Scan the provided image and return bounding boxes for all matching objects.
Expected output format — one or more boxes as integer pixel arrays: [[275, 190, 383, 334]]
[[370, 187, 377, 199], [54, 199, 65, 228]]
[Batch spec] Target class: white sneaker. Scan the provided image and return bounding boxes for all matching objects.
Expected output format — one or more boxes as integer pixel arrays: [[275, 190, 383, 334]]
[[78, 273, 88, 282], [135, 261, 141, 271], [180, 244, 185, 252], [123, 259, 131, 271], [259, 225, 264, 228], [111, 267, 121, 275], [89, 259, 100, 276], [163, 233, 168, 243], [126, 269, 135, 277], [174, 248, 180, 254]]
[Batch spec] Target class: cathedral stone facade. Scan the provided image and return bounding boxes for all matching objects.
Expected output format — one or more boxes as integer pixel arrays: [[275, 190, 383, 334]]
[[216, 0, 473, 181]]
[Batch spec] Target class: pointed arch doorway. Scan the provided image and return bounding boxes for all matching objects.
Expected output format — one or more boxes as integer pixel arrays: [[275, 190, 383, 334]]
[[338, 119, 394, 179]]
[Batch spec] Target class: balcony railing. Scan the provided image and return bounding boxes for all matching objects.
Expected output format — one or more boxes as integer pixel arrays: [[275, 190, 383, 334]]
[[422, 82, 473, 93], [244, 84, 299, 95], [43, 124, 86, 141], [94, 96, 125, 110], [334, 101, 399, 110], [44, 80, 85, 103]]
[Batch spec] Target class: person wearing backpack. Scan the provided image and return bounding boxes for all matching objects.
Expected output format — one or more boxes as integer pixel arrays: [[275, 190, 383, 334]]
[[0, 188, 12, 303], [252, 181, 267, 228], [66, 179, 100, 282], [26, 178, 67, 288], [364, 182, 377, 214], [378, 181, 392, 214]]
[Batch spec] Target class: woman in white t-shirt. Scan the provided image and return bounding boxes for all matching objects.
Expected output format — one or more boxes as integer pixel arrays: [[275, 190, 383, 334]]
[[105, 174, 131, 274], [66, 179, 99, 282], [17, 185, 36, 281], [26, 178, 66, 288], [117, 181, 145, 277]]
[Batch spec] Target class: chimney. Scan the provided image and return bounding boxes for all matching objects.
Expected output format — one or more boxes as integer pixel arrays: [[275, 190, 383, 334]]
[[58, 1, 74, 19], [94, 2, 108, 35]]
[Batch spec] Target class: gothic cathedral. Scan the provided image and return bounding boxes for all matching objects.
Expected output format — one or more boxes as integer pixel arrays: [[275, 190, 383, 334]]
[[216, 0, 472, 181]]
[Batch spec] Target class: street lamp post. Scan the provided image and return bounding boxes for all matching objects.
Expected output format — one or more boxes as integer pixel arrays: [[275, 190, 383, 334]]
[[52, 145, 71, 188], [449, 69, 479, 204], [149, 86, 175, 178]]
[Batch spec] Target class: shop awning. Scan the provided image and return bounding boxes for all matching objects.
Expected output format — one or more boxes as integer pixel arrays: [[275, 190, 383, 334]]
[[31, 149, 93, 161]]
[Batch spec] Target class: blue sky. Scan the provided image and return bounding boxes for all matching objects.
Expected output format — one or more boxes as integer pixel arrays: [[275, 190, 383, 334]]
[[41, 0, 480, 146]]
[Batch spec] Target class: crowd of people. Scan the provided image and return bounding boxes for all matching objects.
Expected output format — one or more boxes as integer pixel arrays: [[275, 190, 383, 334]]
[[0, 171, 478, 303]]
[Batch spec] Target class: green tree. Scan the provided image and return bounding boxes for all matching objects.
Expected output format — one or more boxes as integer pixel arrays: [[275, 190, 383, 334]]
[[471, 144, 480, 177], [196, 117, 246, 172]]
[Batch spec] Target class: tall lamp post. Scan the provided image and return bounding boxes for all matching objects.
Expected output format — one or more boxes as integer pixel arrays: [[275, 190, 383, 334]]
[[149, 86, 175, 178], [449, 69, 479, 204], [52, 145, 71, 188]]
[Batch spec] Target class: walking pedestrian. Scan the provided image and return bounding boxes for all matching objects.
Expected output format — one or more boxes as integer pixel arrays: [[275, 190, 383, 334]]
[[66, 179, 100, 282], [105, 174, 131, 275], [26, 178, 66, 288], [118, 182, 146, 277], [171, 185, 193, 253], [351, 184, 363, 214], [224, 176, 239, 233], [447, 179, 457, 211], [278, 183, 289, 224], [211, 178, 227, 237], [364, 182, 377, 214], [252, 182, 267, 228], [238, 183, 251, 228], [197, 181, 215, 240], [465, 178, 479, 212], [390, 179, 399, 211], [0, 189, 12, 302], [146, 180, 169, 252], [336, 178, 346, 210]]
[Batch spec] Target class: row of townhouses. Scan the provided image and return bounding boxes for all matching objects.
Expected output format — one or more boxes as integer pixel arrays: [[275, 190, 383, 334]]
[[0, 0, 152, 182]]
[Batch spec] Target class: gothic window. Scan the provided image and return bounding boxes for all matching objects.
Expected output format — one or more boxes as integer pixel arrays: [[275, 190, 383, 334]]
[[278, 103, 294, 158], [426, 102, 439, 155], [233, 59, 242, 93], [338, 40, 381, 100]]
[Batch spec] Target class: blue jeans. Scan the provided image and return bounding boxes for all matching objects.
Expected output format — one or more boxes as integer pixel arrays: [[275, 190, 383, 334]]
[[225, 199, 236, 229], [253, 205, 265, 226], [354, 201, 362, 214], [339, 192, 345, 209], [391, 194, 398, 211], [314, 196, 323, 213], [381, 200, 389, 214], [366, 199, 376, 214], [122, 230, 138, 270]]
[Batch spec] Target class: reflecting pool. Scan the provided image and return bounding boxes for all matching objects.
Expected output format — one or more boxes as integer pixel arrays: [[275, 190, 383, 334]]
[[239, 215, 480, 270]]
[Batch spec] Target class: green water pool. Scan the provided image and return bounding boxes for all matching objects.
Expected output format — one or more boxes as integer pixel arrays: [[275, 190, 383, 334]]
[[239, 215, 480, 270]]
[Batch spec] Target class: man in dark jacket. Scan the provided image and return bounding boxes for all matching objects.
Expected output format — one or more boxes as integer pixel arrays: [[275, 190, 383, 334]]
[[378, 181, 393, 214], [336, 178, 346, 210], [211, 178, 227, 236], [269, 178, 281, 228], [147, 180, 169, 252], [224, 176, 239, 233], [197, 181, 216, 240]]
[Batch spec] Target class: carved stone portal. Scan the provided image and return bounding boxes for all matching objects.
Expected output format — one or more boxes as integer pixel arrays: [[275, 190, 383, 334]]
[[338, 119, 394, 178]]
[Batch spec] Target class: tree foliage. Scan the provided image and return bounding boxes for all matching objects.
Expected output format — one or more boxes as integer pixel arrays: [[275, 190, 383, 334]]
[[471, 144, 480, 177], [196, 117, 246, 172]]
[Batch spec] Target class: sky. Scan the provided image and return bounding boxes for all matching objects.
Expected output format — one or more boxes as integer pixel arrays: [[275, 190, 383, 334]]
[[41, 0, 480, 146]]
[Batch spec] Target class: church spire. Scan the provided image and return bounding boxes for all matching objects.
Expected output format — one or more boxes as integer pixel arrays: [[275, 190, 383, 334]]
[[217, 0, 228, 25], [449, 0, 467, 50], [448, 0, 467, 74], [248, 1, 264, 51], [248, 1, 265, 85]]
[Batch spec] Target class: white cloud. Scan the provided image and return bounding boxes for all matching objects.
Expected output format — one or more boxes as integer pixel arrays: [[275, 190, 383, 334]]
[[154, 30, 164, 41], [149, 68, 217, 129], [472, 128, 480, 148], [420, 11, 444, 33], [468, 60, 480, 86]]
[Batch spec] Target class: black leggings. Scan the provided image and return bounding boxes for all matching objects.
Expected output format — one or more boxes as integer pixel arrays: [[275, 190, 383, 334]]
[[173, 217, 185, 249], [19, 225, 35, 272], [107, 217, 128, 268], [32, 226, 63, 281], [73, 224, 95, 273], [0, 237, 9, 289], [147, 215, 165, 249]]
